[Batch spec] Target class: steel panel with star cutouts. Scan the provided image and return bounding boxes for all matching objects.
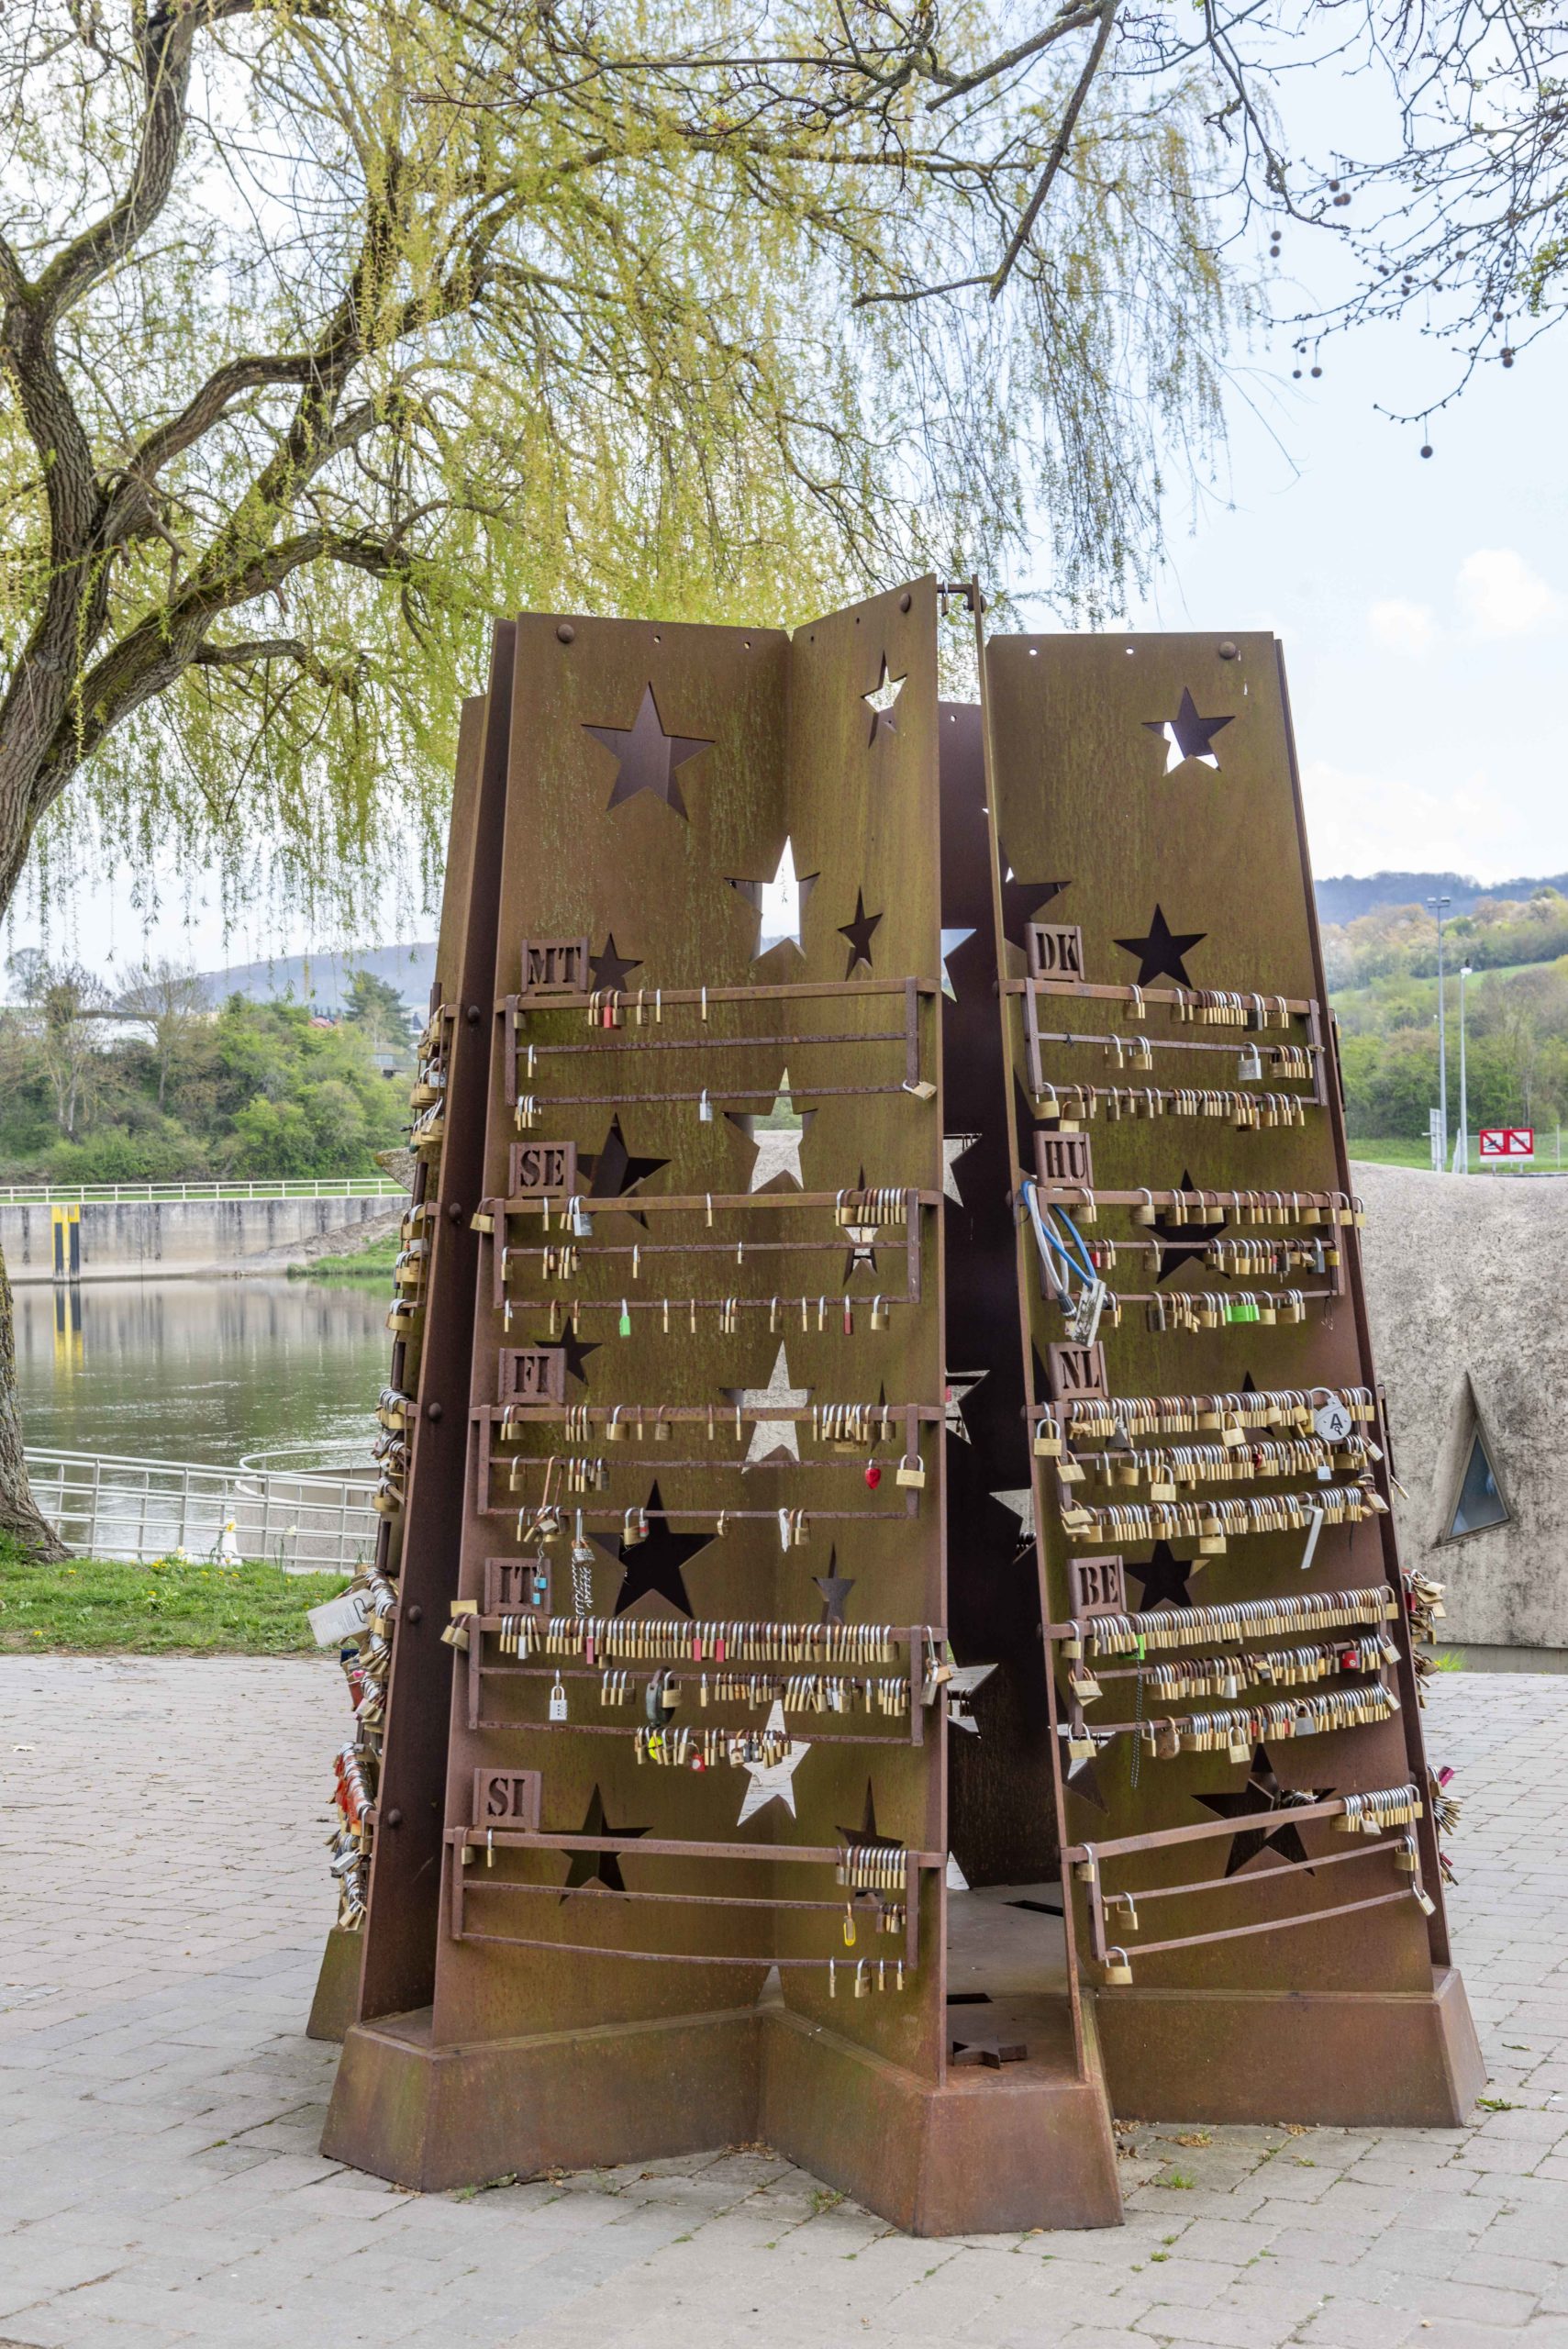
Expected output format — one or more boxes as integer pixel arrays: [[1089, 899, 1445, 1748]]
[[323, 586, 1128, 2235], [980, 628, 1483, 2130]]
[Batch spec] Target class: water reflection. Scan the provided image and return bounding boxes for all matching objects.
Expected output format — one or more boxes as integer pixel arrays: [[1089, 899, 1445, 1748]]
[[15, 1278, 390, 1465]]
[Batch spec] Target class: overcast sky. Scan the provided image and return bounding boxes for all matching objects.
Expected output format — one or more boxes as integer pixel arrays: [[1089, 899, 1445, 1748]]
[[10, 226, 1564, 984]]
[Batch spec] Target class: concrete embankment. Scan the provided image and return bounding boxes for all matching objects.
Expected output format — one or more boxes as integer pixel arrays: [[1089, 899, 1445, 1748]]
[[1, 1194, 405, 1283]]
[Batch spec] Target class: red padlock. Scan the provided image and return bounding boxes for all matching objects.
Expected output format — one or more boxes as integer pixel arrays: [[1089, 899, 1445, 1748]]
[[864, 1463, 882, 1490]]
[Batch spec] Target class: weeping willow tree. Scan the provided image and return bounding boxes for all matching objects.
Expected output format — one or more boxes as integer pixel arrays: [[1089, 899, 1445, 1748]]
[[0, 0, 1240, 1548]]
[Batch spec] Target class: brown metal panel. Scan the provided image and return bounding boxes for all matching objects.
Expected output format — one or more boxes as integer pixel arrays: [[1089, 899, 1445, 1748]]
[[981, 629, 1471, 2041], [357, 629, 514, 2022], [416, 585, 949, 2084]]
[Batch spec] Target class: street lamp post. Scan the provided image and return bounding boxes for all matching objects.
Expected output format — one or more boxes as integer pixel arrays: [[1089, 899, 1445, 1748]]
[[1455, 963, 1473, 1173], [1428, 894, 1451, 1170]]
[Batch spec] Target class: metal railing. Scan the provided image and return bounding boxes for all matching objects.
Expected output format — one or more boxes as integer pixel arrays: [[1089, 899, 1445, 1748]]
[[0, 1177, 407, 1206], [26, 1448, 379, 1575]]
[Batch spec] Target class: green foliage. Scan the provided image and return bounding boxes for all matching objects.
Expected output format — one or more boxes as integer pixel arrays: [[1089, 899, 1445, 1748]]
[[0, 1536, 350, 1653], [0, 993, 406, 1180], [0, 2, 1242, 943], [343, 970, 411, 1053], [295, 1231, 401, 1281], [1336, 958, 1568, 1141], [1323, 892, 1568, 992]]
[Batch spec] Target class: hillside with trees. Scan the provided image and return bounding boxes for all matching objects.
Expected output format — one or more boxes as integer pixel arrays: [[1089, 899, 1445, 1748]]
[[1323, 891, 1568, 1144], [0, 962, 408, 1183]]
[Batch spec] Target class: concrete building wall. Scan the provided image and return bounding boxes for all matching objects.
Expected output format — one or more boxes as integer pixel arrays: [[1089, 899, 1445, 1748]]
[[1356, 1162, 1566, 1650], [0, 1195, 401, 1283]]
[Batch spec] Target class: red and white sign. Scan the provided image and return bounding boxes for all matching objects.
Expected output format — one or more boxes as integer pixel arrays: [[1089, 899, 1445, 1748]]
[[1478, 1127, 1534, 1163]]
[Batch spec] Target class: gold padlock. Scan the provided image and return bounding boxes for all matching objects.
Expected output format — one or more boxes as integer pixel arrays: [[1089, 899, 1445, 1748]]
[[895, 1453, 926, 1490]]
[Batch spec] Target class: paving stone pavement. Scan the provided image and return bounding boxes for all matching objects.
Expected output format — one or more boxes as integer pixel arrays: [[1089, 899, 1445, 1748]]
[[1, 1654, 1565, 2349]]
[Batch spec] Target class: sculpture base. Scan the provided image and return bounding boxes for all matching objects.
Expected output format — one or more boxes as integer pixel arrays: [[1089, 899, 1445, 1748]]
[[306, 1925, 364, 2044], [1093, 1964, 1484, 2126], [319, 1992, 1123, 2233]]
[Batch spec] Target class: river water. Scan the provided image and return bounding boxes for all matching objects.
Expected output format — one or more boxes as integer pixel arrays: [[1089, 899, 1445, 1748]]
[[15, 1278, 390, 1467]]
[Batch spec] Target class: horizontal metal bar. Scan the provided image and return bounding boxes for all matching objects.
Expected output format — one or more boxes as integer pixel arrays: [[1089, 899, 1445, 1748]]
[[492, 1190, 940, 1215], [455, 1933, 900, 1970], [449, 1829, 943, 1864], [1106, 1885, 1417, 1964], [1007, 978, 1318, 1015], [509, 980, 938, 1009], [1065, 1792, 1418, 1863], [474, 1716, 912, 1744], [462, 1880, 895, 1916], [1123, 1836, 1406, 1905], [523, 1029, 906, 1059]]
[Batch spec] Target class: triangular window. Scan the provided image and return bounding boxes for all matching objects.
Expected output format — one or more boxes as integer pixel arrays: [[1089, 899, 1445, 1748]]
[[1446, 1426, 1509, 1539]]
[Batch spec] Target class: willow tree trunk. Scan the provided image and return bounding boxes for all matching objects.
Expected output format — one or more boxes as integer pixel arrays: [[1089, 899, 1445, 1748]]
[[0, 1247, 65, 1558]]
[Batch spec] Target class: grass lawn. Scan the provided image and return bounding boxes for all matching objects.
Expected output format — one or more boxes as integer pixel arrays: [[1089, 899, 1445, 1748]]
[[0, 1537, 350, 1653], [1347, 1138, 1441, 1169], [293, 1230, 400, 1280]]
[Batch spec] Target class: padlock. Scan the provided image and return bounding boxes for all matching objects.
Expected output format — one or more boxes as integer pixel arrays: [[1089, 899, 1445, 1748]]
[[1103, 1948, 1133, 1986], [895, 1453, 926, 1490]]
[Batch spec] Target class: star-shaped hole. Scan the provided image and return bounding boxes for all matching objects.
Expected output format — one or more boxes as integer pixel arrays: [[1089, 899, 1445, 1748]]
[[585, 683, 712, 818], [814, 1547, 855, 1624], [1124, 1541, 1196, 1610], [862, 654, 906, 744], [727, 1069, 814, 1191], [583, 1115, 669, 1230], [839, 888, 883, 978], [1114, 906, 1207, 989], [1144, 689, 1234, 773], [589, 932, 641, 992], [530, 1314, 598, 1386], [561, 1784, 646, 1897], [1195, 1744, 1331, 1876], [1151, 1173, 1228, 1285], [996, 853, 1068, 950], [728, 839, 818, 958], [591, 1480, 715, 1619], [723, 1343, 811, 1467]]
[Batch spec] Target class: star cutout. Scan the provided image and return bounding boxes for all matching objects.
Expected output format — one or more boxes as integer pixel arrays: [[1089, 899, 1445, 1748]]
[[736, 1699, 810, 1822], [838, 1780, 901, 1860], [944, 1371, 987, 1444], [1125, 1542, 1196, 1610], [1114, 905, 1207, 989], [951, 2032, 1027, 2067], [841, 1162, 879, 1284], [862, 653, 906, 744], [724, 1343, 811, 1465], [533, 1314, 598, 1386], [940, 927, 976, 1001], [814, 1550, 855, 1624], [942, 1133, 980, 1206], [1195, 1745, 1330, 1876], [593, 1481, 714, 1619], [589, 932, 641, 992], [583, 1117, 669, 1227], [562, 1784, 646, 1896], [728, 838, 818, 958], [991, 1486, 1037, 1548], [946, 1660, 997, 1736], [1152, 1173, 1228, 1285], [839, 889, 884, 978], [1144, 689, 1234, 773], [1058, 1684, 1110, 1812], [996, 852, 1067, 950], [727, 1070, 815, 1190], [585, 684, 711, 818]]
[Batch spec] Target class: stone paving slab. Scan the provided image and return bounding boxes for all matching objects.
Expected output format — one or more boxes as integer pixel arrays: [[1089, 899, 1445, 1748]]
[[1, 1656, 1564, 2346]]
